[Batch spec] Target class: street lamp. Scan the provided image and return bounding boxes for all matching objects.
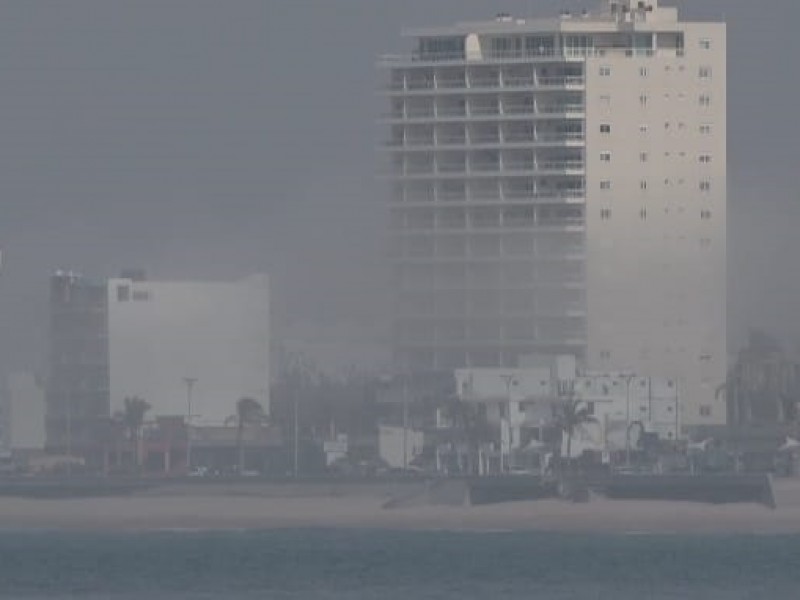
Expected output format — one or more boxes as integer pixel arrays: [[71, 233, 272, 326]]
[[183, 377, 197, 472], [500, 374, 517, 474], [623, 374, 636, 468]]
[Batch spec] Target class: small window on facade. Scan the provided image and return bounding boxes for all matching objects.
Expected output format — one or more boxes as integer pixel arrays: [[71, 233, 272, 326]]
[[700, 405, 712, 417], [700, 181, 711, 192], [600, 124, 611, 134], [639, 124, 648, 133], [639, 67, 648, 78], [600, 350, 611, 360], [700, 124, 712, 134], [600, 152, 611, 162], [701, 209, 712, 220], [600, 208, 612, 220], [599, 94, 611, 106], [639, 95, 648, 106], [640, 180, 648, 190], [599, 66, 611, 77], [117, 285, 130, 302], [700, 38, 711, 50], [600, 180, 611, 190], [699, 94, 711, 107], [640, 152, 648, 162], [640, 208, 647, 220], [699, 154, 712, 164], [699, 66, 712, 79]]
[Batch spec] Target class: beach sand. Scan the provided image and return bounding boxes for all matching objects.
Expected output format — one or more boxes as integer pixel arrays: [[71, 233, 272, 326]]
[[0, 479, 800, 534]]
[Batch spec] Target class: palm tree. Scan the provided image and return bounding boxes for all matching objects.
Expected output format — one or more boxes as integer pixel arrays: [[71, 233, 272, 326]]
[[121, 396, 151, 470], [230, 397, 265, 474], [552, 394, 596, 469]]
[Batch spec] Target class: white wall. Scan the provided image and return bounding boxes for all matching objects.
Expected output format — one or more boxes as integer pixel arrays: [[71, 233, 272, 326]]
[[379, 425, 424, 469], [7, 372, 46, 451], [108, 275, 269, 425], [584, 23, 727, 426]]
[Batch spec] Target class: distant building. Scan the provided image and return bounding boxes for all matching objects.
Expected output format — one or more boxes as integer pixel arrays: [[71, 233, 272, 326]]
[[5, 372, 46, 453], [46, 270, 270, 465], [46, 272, 109, 463], [454, 356, 680, 461], [379, 0, 727, 428], [107, 274, 270, 425]]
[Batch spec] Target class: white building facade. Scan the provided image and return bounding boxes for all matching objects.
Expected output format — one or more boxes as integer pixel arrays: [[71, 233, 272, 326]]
[[107, 274, 270, 425], [381, 0, 726, 427], [455, 364, 680, 460]]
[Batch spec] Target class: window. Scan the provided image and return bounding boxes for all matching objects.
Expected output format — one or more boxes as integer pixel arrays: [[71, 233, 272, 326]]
[[600, 350, 611, 360], [600, 180, 611, 190], [600, 124, 611, 134], [117, 285, 130, 302], [701, 209, 712, 220], [639, 95, 648, 106], [600, 208, 612, 220], [639, 67, 648, 77], [699, 154, 712, 164], [640, 152, 649, 163], [599, 65, 611, 77], [639, 124, 648, 133], [699, 66, 712, 79], [600, 152, 611, 162], [640, 208, 647, 220], [700, 181, 711, 192], [700, 124, 712, 135], [700, 38, 711, 50], [599, 94, 611, 106], [640, 180, 648, 190], [699, 94, 711, 107], [700, 405, 712, 417]]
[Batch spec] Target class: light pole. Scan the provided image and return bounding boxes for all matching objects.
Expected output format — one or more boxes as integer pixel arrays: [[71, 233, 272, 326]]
[[293, 386, 299, 478], [401, 373, 409, 470], [500, 374, 517, 474], [183, 377, 197, 472], [624, 374, 636, 468]]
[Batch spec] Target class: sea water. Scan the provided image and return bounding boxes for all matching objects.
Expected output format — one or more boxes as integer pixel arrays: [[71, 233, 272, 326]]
[[0, 529, 798, 599]]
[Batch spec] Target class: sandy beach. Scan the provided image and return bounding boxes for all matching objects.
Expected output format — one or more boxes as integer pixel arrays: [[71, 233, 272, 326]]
[[0, 479, 799, 534]]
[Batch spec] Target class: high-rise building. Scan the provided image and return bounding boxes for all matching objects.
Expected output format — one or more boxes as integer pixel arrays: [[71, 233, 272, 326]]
[[380, 0, 726, 427]]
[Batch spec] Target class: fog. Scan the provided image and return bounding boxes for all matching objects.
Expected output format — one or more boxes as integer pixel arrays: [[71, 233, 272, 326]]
[[0, 0, 797, 376]]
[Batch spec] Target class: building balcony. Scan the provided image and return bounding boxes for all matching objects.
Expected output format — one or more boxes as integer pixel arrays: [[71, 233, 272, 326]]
[[382, 133, 585, 151], [393, 191, 586, 206], [380, 105, 585, 124], [388, 162, 585, 180], [381, 75, 585, 95]]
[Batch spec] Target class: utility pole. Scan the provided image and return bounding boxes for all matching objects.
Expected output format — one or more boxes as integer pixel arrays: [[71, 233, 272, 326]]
[[624, 374, 636, 468], [293, 386, 299, 478], [402, 372, 409, 470], [183, 377, 197, 472], [500, 374, 517, 474]]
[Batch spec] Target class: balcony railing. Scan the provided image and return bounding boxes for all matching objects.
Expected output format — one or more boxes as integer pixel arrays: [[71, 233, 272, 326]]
[[382, 104, 584, 122], [379, 45, 680, 66]]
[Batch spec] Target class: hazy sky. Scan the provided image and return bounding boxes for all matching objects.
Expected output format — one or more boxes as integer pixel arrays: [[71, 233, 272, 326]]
[[0, 0, 797, 374]]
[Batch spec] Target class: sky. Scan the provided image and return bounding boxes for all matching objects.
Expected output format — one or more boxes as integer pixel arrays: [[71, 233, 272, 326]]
[[0, 0, 797, 375]]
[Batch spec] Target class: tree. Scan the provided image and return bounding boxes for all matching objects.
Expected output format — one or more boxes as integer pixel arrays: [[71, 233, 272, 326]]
[[552, 394, 596, 468], [230, 397, 265, 473], [121, 396, 151, 470]]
